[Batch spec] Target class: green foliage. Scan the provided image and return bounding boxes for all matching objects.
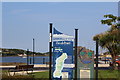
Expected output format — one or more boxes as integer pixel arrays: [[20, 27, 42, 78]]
[[101, 14, 120, 26], [93, 14, 120, 69], [93, 14, 120, 54]]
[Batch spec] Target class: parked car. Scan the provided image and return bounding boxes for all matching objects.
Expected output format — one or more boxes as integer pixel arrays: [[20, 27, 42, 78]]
[[116, 58, 120, 65]]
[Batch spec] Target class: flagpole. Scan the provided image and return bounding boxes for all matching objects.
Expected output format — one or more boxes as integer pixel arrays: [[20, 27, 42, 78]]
[[49, 23, 52, 80], [75, 29, 78, 79]]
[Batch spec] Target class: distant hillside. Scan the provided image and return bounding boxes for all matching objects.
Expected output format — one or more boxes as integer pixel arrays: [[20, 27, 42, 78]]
[[0, 48, 49, 56], [0, 46, 94, 57]]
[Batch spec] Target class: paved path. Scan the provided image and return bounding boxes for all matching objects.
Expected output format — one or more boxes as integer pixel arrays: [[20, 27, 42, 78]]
[[0, 64, 49, 68], [94, 64, 109, 67], [0, 64, 110, 69], [1, 64, 111, 76]]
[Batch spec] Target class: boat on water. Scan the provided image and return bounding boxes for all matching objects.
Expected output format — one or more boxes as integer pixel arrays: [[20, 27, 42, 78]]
[[18, 54, 27, 58], [22, 56, 27, 58], [22, 54, 27, 58]]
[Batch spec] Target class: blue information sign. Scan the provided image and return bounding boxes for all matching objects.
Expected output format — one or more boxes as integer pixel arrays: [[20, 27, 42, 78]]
[[52, 28, 74, 80]]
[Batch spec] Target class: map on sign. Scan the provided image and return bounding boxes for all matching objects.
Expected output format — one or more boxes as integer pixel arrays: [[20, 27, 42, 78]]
[[53, 28, 74, 79], [53, 53, 68, 78]]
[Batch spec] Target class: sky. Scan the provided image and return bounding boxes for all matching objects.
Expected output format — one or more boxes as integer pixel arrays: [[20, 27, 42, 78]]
[[2, 2, 118, 52]]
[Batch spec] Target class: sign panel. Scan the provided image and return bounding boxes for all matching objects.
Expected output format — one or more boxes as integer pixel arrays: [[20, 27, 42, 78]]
[[77, 48, 94, 80], [53, 28, 74, 79], [80, 70, 90, 79], [62, 72, 69, 79]]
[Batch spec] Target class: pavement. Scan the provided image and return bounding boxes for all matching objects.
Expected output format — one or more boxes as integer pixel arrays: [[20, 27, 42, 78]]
[[0, 64, 112, 76], [0, 64, 49, 68], [0, 64, 49, 76], [94, 64, 109, 67], [0, 64, 110, 69]]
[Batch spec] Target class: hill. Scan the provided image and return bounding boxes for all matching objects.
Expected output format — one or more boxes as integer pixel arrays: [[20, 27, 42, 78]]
[[0, 48, 49, 56]]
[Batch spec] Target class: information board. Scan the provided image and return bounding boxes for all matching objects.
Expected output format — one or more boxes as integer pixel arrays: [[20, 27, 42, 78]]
[[77, 48, 94, 80], [52, 28, 74, 80]]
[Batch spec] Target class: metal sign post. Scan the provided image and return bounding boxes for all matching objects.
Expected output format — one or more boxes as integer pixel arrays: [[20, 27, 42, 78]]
[[96, 40, 99, 80], [74, 29, 78, 79], [27, 49, 29, 65], [33, 38, 35, 65], [49, 23, 53, 80]]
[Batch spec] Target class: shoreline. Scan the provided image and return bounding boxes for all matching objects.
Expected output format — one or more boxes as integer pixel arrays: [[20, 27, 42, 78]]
[[0, 62, 49, 66], [0, 62, 27, 66]]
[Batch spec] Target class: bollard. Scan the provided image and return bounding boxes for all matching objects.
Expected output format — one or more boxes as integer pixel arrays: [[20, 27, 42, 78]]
[[43, 58, 45, 64], [30, 57, 32, 64]]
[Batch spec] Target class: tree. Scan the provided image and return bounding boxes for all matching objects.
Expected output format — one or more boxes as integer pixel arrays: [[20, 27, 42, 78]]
[[93, 14, 120, 70]]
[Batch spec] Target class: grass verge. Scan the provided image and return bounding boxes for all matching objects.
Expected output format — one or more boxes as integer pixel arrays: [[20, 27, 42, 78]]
[[1, 70, 120, 79], [98, 70, 120, 79]]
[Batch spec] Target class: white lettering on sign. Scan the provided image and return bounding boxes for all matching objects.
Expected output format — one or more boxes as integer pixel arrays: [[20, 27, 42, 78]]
[[49, 33, 52, 42], [56, 41, 71, 45], [63, 64, 74, 68]]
